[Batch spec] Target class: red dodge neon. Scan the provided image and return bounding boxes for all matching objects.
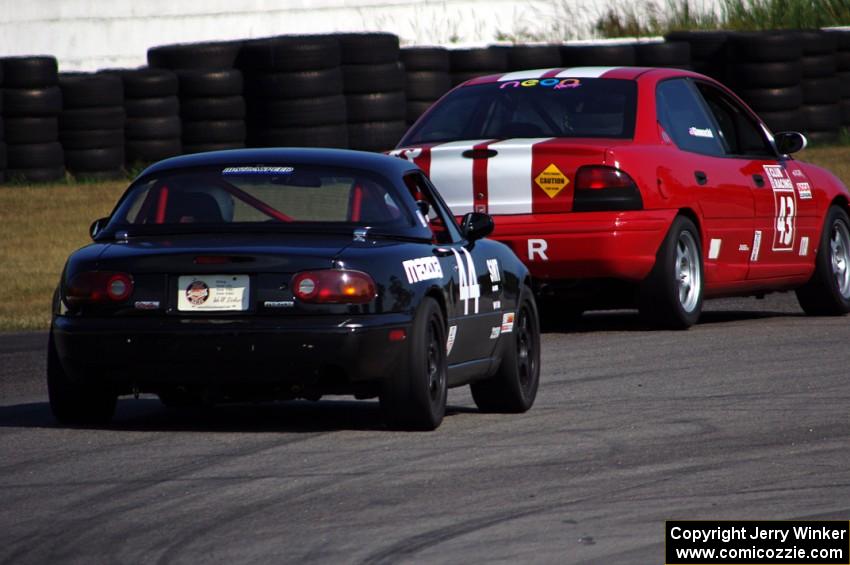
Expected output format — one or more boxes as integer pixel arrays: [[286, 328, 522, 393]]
[[393, 66, 850, 328]]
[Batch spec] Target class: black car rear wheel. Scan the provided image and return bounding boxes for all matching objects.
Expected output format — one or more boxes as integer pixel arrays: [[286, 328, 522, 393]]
[[796, 206, 850, 315], [471, 287, 540, 413], [380, 297, 447, 430], [47, 332, 117, 426]]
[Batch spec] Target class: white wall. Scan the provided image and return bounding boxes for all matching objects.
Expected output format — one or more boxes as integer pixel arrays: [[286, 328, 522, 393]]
[[0, 0, 720, 71]]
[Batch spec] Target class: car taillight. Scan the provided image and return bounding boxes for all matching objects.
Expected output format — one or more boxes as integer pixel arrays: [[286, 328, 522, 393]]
[[573, 165, 643, 212], [292, 270, 376, 304], [65, 272, 134, 305]]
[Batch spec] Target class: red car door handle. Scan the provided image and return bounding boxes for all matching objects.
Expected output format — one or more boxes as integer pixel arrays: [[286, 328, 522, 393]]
[[694, 171, 708, 185], [752, 174, 765, 187]]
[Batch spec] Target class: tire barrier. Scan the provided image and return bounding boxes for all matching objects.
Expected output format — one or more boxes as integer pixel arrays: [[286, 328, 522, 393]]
[[635, 41, 691, 69], [799, 30, 840, 144], [401, 46, 451, 126], [0, 64, 5, 184], [58, 72, 125, 179], [664, 31, 729, 79], [560, 43, 636, 67], [826, 30, 850, 130], [449, 47, 508, 86], [1, 56, 64, 182]]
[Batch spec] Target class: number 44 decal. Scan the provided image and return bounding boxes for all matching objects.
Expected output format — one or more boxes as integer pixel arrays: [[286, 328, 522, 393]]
[[764, 165, 796, 252], [451, 248, 480, 315]]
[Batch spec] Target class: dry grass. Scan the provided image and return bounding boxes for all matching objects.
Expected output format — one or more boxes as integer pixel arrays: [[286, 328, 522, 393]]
[[1, 145, 849, 331]]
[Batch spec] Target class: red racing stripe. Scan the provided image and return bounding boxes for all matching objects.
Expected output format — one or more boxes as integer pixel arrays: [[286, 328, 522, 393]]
[[472, 141, 491, 213]]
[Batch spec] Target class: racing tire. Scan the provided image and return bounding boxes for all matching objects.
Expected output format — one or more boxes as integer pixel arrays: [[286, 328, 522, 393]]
[[4, 87, 62, 117], [796, 206, 850, 315], [244, 68, 343, 99], [401, 47, 450, 71], [6, 142, 63, 168], [802, 77, 841, 104], [64, 147, 124, 172], [800, 30, 837, 55], [125, 116, 181, 139], [405, 71, 452, 101], [470, 288, 540, 413], [728, 61, 802, 88], [737, 85, 803, 112], [406, 100, 434, 124], [498, 44, 561, 71], [175, 69, 243, 97], [639, 215, 704, 330], [111, 68, 178, 98], [838, 72, 850, 98], [342, 63, 405, 93], [758, 110, 804, 133], [148, 40, 242, 70], [345, 91, 406, 122], [380, 297, 447, 431], [59, 106, 126, 130], [125, 138, 182, 164], [450, 71, 492, 86], [449, 48, 508, 72], [261, 95, 347, 127], [58, 128, 124, 150], [664, 31, 729, 60], [182, 120, 246, 143], [841, 99, 850, 125], [559, 44, 636, 67], [251, 123, 348, 148], [5, 166, 65, 183], [180, 96, 245, 120], [801, 54, 837, 78], [338, 33, 400, 64], [347, 120, 406, 152], [182, 142, 245, 154], [47, 333, 117, 426], [801, 103, 842, 132], [4, 117, 58, 144], [726, 32, 802, 62], [2, 56, 58, 87], [237, 36, 341, 71], [58, 72, 124, 107], [124, 96, 180, 118], [634, 41, 691, 67]]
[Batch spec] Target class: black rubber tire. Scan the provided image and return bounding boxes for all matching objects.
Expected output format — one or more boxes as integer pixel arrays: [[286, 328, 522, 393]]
[[342, 63, 405, 93], [804, 130, 841, 145], [560, 44, 636, 67], [796, 206, 850, 315], [401, 47, 450, 71], [728, 61, 802, 88], [406, 100, 435, 124], [801, 103, 842, 131], [111, 68, 179, 98], [182, 141, 245, 154], [825, 29, 850, 52], [635, 41, 691, 67], [451, 71, 496, 86], [842, 99, 850, 125], [58, 72, 124, 107], [497, 44, 561, 71], [5, 166, 65, 183], [5, 117, 58, 144], [800, 30, 838, 55], [347, 120, 406, 151], [405, 71, 452, 100], [379, 297, 447, 431], [252, 123, 348, 148], [837, 51, 850, 72], [737, 85, 803, 112], [802, 54, 837, 78], [345, 91, 406, 122], [449, 48, 508, 72], [179, 96, 245, 120], [65, 146, 125, 172], [244, 67, 343, 99], [182, 120, 246, 143], [3, 87, 62, 117], [125, 138, 182, 164], [59, 106, 126, 130], [802, 76, 841, 104], [0, 142, 6, 169], [2, 56, 58, 87], [638, 216, 703, 329], [838, 72, 850, 97], [176, 69, 243, 97], [260, 95, 347, 127], [47, 333, 117, 426], [124, 96, 180, 118], [664, 31, 729, 60], [58, 128, 124, 149], [726, 31, 802, 62], [6, 142, 63, 168], [125, 116, 181, 139], [148, 40, 242, 70], [759, 110, 804, 133], [337, 33, 400, 64], [470, 287, 540, 413], [237, 36, 341, 71]]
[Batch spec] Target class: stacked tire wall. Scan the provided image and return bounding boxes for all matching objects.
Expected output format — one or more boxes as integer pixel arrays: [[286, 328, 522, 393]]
[[799, 31, 841, 144], [2, 56, 64, 182], [401, 47, 451, 126], [449, 47, 508, 87], [830, 30, 850, 131]]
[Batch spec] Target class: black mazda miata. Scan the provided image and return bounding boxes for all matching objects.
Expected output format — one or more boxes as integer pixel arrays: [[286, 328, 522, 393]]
[[49, 148, 540, 430]]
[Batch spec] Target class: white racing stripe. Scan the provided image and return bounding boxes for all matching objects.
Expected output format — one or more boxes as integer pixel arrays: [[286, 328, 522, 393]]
[[556, 67, 619, 78], [487, 138, 552, 214], [498, 68, 561, 81], [428, 139, 491, 215]]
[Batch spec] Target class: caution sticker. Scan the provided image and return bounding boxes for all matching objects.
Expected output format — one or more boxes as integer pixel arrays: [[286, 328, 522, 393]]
[[535, 164, 570, 198]]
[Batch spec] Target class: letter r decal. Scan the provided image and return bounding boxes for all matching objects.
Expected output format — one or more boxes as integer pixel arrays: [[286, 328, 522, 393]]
[[528, 239, 549, 261]]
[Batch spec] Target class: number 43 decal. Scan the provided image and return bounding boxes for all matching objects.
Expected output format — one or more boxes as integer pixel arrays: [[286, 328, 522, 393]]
[[764, 165, 796, 252]]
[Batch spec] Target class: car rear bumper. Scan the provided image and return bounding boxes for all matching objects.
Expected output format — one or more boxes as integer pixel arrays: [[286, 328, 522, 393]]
[[51, 313, 412, 390], [491, 210, 677, 281]]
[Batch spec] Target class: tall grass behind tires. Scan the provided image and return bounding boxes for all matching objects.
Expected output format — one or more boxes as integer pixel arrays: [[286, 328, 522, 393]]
[[0, 181, 125, 331]]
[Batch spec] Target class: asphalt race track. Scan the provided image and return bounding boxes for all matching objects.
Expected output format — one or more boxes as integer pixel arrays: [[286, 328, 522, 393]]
[[1, 293, 849, 564]]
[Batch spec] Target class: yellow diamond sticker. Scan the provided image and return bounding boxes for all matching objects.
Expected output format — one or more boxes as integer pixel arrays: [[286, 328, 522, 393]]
[[535, 164, 569, 198]]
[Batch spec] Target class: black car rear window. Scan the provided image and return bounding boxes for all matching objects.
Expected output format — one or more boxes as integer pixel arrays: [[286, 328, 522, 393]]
[[403, 78, 637, 144]]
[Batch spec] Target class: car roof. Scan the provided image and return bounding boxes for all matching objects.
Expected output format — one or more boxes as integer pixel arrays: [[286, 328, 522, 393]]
[[137, 147, 420, 180], [460, 66, 699, 85]]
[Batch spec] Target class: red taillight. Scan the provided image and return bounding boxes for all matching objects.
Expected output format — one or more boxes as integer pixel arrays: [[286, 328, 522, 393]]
[[292, 270, 376, 304], [573, 165, 642, 212], [65, 272, 134, 305], [575, 166, 635, 190]]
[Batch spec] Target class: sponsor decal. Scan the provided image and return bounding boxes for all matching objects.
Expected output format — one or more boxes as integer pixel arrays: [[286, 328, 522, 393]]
[[535, 163, 570, 198], [221, 166, 294, 175], [489, 326, 501, 339], [796, 182, 812, 200], [487, 258, 501, 282], [738, 243, 750, 252], [134, 300, 160, 310], [492, 284, 500, 292], [528, 239, 549, 261], [388, 147, 422, 163], [402, 256, 443, 284], [501, 312, 515, 333], [688, 126, 714, 138], [493, 300, 501, 310], [764, 165, 796, 251], [751, 230, 762, 262], [264, 300, 295, 308], [185, 280, 210, 305], [499, 78, 581, 90], [708, 239, 721, 260], [446, 325, 457, 355], [451, 248, 481, 315], [800, 236, 809, 257], [792, 169, 805, 178]]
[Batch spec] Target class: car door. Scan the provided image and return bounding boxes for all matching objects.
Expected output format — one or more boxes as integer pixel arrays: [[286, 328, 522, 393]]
[[693, 81, 816, 280], [403, 172, 501, 364]]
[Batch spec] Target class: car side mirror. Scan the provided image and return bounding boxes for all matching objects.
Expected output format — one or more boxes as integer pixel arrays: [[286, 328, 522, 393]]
[[461, 212, 494, 241], [774, 131, 807, 155], [90, 217, 108, 240]]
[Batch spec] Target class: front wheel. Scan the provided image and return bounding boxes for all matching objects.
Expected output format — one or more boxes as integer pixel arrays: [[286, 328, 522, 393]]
[[471, 287, 540, 413], [639, 216, 704, 329], [47, 332, 117, 426], [796, 206, 850, 315], [380, 297, 447, 430]]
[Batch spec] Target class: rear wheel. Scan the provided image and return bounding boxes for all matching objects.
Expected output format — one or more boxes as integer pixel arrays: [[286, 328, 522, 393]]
[[47, 333, 116, 426], [639, 216, 703, 329], [796, 206, 850, 315], [380, 297, 447, 430], [471, 288, 540, 413]]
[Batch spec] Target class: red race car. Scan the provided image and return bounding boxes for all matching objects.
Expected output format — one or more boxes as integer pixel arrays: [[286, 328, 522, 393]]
[[393, 67, 850, 328]]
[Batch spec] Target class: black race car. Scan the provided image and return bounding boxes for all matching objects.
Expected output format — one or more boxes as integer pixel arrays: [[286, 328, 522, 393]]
[[49, 148, 540, 430]]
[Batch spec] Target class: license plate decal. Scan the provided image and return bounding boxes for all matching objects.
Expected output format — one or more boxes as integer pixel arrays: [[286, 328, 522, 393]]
[[177, 275, 249, 311]]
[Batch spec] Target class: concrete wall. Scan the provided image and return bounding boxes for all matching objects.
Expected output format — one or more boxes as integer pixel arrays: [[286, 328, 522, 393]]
[[0, 0, 719, 71]]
